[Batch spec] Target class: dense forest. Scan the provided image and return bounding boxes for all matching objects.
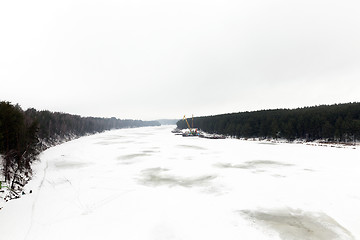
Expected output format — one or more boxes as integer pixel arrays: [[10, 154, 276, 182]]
[[0, 101, 160, 199], [25, 108, 160, 149], [177, 103, 360, 142]]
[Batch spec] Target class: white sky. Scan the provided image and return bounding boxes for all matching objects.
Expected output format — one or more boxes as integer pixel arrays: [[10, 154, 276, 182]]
[[1, 0, 360, 120]]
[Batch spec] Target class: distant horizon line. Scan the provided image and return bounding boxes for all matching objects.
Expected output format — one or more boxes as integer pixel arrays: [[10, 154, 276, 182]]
[[1, 100, 358, 122]]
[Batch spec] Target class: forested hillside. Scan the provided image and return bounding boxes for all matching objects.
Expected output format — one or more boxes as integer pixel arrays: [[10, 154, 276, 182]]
[[177, 103, 360, 142], [24, 108, 160, 148], [0, 101, 159, 199]]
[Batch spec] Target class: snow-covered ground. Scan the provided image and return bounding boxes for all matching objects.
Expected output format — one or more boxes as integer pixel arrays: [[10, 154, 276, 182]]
[[1, 125, 359, 240]]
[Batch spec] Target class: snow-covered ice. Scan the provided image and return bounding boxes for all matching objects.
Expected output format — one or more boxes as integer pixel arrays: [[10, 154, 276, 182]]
[[1, 125, 359, 240]]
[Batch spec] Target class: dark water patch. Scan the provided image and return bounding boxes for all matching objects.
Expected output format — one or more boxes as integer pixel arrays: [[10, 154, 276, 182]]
[[252, 169, 266, 173], [177, 144, 206, 150], [216, 160, 293, 170], [247, 160, 293, 167], [238, 208, 354, 240], [139, 168, 216, 188], [271, 174, 286, 178], [258, 142, 278, 145], [118, 153, 149, 161], [304, 168, 315, 172], [55, 161, 90, 169], [142, 150, 159, 153]]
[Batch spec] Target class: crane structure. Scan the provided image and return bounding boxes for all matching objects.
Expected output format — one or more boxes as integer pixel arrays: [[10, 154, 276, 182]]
[[183, 115, 198, 136], [183, 115, 192, 132]]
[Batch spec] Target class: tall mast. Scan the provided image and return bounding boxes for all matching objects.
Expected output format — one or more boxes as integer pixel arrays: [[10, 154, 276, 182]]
[[192, 114, 194, 129]]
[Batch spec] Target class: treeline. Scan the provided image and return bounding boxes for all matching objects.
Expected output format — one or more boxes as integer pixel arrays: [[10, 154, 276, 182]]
[[25, 108, 160, 147], [177, 103, 360, 142], [0, 101, 160, 197], [0, 103, 38, 194]]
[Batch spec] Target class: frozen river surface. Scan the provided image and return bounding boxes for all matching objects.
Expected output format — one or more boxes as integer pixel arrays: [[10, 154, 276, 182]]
[[1, 125, 360, 240]]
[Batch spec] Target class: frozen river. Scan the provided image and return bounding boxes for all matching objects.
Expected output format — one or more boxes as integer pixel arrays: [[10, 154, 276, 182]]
[[1, 125, 360, 240]]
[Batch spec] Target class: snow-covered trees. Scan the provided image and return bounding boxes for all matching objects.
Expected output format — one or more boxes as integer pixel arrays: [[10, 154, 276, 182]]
[[0, 102, 38, 197], [0, 101, 160, 199]]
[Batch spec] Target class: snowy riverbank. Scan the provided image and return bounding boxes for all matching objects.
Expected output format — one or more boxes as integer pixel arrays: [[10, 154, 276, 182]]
[[1, 125, 359, 240]]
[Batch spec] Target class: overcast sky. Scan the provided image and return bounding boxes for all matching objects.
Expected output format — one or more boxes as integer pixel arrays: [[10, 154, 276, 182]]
[[1, 0, 360, 120]]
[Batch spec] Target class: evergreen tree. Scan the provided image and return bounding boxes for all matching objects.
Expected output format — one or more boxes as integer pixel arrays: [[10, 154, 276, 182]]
[[0, 101, 160, 198], [177, 103, 360, 142]]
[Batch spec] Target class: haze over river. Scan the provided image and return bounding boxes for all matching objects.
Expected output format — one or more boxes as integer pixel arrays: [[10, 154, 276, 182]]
[[1, 125, 360, 240]]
